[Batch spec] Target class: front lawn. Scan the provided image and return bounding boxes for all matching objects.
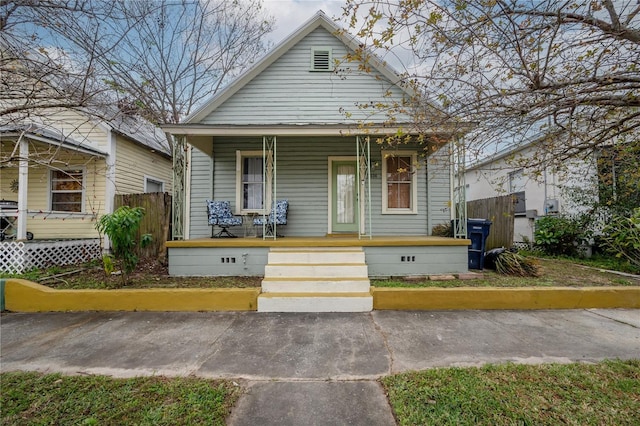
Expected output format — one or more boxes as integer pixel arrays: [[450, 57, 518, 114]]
[[0, 373, 241, 425], [382, 359, 640, 426]]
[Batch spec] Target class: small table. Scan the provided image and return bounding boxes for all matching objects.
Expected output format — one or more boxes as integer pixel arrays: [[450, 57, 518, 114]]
[[243, 213, 258, 238]]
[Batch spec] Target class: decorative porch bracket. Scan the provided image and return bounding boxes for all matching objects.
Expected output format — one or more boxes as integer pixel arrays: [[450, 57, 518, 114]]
[[356, 135, 372, 239], [262, 135, 276, 239], [452, 136, 467, 239], [172, 135, 186, 240]]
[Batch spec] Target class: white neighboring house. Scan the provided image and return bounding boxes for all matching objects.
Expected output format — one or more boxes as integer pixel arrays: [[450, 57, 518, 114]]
[[464, 137, 599, 244]]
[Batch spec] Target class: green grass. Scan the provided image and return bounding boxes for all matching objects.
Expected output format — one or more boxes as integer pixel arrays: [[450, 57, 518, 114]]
[[0, 372, 242, 425], [373, 256, 639, 288], [382, 359, 640, 426], [521, 251, 640, 275]]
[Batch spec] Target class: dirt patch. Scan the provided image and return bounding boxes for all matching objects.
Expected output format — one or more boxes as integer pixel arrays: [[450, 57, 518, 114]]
[[39, 258, 262, 290]]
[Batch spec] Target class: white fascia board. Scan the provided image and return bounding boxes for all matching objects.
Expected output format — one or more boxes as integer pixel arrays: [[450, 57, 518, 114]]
[[161, 124, 456, 137]]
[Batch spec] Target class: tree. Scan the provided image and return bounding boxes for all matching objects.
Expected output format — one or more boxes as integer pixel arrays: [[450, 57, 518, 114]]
[[2, 0, 274, 132], [342, 0, 640, 171], [2, 0, 273, 240]]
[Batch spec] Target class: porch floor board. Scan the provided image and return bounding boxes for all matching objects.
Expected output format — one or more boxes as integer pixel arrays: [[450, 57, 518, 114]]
[[166, 235, 470, 248]]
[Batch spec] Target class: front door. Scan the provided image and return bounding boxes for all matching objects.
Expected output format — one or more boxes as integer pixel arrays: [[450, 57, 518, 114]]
[[331, 160, 359, 233]]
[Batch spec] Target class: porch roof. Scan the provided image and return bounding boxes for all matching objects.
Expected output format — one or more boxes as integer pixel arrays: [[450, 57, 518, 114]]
[[0, 125, 107, 158]]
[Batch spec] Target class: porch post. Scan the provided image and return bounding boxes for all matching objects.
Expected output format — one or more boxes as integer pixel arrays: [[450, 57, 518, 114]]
[[16, 136, 28, 240], [452, 136, 467, 238], [356, 135, 372, 239], [172, 135, 186, 240], [262, 135, 276, 239]]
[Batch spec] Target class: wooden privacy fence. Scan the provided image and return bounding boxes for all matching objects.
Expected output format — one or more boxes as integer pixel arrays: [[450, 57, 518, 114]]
[[467, 194, 515, 250], [114, 192, 172, 261]]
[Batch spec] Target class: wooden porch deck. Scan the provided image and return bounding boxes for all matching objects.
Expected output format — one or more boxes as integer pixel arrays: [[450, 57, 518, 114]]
[[166, 235, 471, 248]]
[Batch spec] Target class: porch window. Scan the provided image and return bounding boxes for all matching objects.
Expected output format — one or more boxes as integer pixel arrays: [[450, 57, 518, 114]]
[[382, 151, 417, 214], [50, 169, 84, 212], [236, 150, 269, 214]]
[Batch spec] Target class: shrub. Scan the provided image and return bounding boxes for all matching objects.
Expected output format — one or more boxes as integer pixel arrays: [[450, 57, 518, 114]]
[[431, 221, 452, 237], [95, 206, 151, 286], [534, 215, 587, 256], [600, 208, 640, 268]]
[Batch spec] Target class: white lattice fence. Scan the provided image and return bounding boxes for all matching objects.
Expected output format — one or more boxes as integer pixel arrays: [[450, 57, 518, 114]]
[[0, 239, 101, 274]]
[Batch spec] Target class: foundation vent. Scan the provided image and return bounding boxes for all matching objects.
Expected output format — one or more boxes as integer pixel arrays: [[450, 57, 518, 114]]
[[401, 255, 416, 262]]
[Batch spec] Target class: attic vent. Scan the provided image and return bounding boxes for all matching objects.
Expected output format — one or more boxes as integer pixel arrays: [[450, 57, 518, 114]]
[[311, 47, 332, 71]]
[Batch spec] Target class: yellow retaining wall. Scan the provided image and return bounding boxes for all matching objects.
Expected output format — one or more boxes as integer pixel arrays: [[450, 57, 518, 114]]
[[372, 287, 640, 310], [4, 279, 259, 312], [3, 280, 639, 312]]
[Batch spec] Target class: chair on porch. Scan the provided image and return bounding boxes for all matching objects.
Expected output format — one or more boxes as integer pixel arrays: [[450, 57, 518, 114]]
[[206, 200, 243, 238], [254, 199, 288, 237]]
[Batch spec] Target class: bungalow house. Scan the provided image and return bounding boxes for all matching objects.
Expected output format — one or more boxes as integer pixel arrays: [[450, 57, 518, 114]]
[[0, 109, 172, 273], [163, 11, 470, 312]]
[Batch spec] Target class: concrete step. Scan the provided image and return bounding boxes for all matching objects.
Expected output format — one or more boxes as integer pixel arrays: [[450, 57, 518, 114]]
[[257, 292, 373, 312], [261, 278, 371, 293], [264, 264, 369, 278], [267, 250, 365, 264]]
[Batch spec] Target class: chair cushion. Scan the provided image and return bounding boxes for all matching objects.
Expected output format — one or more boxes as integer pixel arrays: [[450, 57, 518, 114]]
[[206, 200, 241, 226]]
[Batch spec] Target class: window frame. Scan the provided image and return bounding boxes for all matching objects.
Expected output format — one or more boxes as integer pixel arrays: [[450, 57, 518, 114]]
[[235, 150, 269, 215], [144, 175, 165, 193], [381, 150, 418, 214], [49, 168, 85, 213]]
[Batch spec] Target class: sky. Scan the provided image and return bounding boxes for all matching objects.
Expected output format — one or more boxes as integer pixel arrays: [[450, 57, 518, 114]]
[[262, 0, 347, 45]]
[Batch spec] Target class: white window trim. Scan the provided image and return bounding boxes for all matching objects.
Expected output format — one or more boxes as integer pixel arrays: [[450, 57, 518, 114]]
[[310, 46, 333, 71], [236, 150, 270, 215], [144, 175, 165, 193], [381, 150, 418, 214], [49, 167, 86, 213]]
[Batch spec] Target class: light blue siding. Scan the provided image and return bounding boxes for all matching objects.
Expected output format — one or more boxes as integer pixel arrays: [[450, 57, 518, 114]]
[[189, 146, 214, 238], [188, 136, 452, 238], [200, 27, 412, 125]]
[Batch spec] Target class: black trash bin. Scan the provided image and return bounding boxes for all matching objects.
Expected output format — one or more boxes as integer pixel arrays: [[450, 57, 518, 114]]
[[466, 218, 492, 270]]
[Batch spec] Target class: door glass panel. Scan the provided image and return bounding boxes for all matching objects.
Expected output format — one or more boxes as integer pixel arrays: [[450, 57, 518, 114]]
[[336, 164, 356, 224]]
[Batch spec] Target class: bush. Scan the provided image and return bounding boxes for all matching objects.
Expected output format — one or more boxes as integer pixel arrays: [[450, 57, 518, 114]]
[[95, 206, 151, 286], [534, 215, 587, 256], [600, 208, 640, 268], [485, 248, 539, 277]]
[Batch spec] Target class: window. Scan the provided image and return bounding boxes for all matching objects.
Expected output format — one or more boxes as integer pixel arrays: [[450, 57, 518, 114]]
[[382, 151, 418, 214], [311, 47, 332, 71], [509, 170, 526, 215], [236, 151, 269, 214], [144, 177, 164, 193], [50, 169, 84, 212]]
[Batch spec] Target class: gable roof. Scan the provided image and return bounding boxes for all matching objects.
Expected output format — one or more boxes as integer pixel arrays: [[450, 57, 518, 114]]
[[185, 10, 419, 124]]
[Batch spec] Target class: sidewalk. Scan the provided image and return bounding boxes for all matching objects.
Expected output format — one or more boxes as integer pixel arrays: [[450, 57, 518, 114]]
[[2, 309, 639, 425]]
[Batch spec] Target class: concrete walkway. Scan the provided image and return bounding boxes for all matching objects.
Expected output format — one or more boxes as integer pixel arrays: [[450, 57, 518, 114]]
[[2, 309, 639, 425]]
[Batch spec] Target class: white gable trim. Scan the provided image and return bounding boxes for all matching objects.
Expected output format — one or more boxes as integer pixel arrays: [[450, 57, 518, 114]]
[[185, 11, 418, 124]]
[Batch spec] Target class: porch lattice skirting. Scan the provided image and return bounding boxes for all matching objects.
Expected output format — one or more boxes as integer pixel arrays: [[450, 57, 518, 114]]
[[0, 239, 101, 274]]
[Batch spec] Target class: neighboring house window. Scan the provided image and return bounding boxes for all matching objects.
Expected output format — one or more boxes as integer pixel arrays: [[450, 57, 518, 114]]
[[310, 47, 332, 71], [144, 177, 164, 193], [236, 150, 269, 214], [50, 169, 84, 212], [509, 169, 526, 215], [382, 151, 418, 214]]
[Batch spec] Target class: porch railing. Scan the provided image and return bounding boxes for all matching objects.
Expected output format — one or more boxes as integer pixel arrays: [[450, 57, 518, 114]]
[[0, 238, 101, 274]]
